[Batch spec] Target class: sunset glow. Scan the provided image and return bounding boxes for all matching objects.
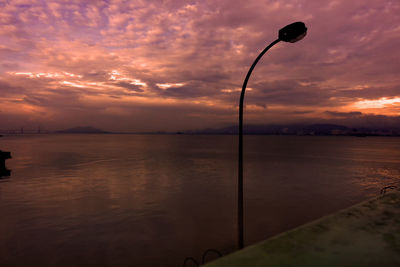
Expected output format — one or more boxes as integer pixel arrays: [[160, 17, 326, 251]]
[[354, 97, 400, 109], [1, 0, 400, 131], [352, 97, 400, 115]]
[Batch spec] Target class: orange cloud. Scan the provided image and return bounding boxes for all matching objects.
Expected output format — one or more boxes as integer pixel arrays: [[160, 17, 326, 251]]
[[1, 0, 400, 131]]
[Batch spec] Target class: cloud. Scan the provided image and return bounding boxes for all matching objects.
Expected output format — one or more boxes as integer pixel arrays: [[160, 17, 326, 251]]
[[324, 111, 363, 118], [0, 0, 400, 131], [113, 81, 145, 92], [327, 113, 400, 129], [0, 80, 26, 96]]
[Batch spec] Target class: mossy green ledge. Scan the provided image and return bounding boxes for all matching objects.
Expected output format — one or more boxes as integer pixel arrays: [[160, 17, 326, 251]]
[[204, 189, 400, 267]]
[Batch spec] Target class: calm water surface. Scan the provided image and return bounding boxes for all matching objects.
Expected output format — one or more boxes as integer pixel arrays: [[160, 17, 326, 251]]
[[0, 134, 399, 266]]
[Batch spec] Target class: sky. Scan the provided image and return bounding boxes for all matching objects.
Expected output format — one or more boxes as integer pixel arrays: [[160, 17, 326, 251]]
[[1, 0, 400, 132]]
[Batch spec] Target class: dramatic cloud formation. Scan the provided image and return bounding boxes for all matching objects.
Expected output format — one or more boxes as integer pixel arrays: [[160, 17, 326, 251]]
[[1, 0, 399, 131]]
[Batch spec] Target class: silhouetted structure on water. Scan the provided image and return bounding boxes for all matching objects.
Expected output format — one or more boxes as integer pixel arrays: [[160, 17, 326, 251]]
[[0, 150, 11, 178]]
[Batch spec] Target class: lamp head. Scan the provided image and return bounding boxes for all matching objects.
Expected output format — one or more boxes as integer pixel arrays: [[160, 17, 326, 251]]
[[279, 22, 307, 43]]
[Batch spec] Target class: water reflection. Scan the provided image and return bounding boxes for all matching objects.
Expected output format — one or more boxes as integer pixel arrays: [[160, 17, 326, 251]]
[[0, 135, 399, 266]]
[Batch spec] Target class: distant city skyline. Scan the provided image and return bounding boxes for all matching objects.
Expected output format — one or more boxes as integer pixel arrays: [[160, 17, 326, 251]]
[[1, 0, 400, 132]]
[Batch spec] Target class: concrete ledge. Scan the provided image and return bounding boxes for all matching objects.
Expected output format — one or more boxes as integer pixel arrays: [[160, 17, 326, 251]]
[[204, 189, 400, 267]]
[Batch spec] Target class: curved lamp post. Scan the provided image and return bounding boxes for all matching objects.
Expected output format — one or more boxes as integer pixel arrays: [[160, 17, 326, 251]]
[[238, 22, 307, 249]]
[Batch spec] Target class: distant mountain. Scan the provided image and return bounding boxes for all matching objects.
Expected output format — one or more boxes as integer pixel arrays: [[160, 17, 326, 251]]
[[184, 123, 400, 136], [56, 126, 110, 134]]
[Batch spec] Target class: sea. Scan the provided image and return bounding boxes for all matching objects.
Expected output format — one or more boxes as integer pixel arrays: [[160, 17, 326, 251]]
[[0, 134, 399, 266]]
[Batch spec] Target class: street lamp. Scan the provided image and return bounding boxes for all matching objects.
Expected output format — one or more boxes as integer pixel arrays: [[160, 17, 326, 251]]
[[238, 21, 307, 249]]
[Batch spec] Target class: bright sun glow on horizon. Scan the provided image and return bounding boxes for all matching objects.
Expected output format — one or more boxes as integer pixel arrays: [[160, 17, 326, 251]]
[[353, 97, 400, 113]]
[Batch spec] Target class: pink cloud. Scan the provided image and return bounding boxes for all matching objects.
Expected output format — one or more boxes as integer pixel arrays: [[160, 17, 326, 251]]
[[1, 0, 400, 131]]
